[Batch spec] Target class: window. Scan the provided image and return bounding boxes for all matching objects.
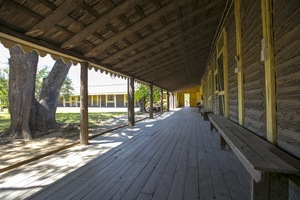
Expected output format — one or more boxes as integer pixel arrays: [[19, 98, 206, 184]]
[[216, 28, 228, 117], [107, 95, 114, 102], [214, 71, 218, 92]]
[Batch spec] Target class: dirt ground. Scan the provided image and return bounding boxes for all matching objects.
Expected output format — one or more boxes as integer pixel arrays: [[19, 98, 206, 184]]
[[0, 114, 148, 172]]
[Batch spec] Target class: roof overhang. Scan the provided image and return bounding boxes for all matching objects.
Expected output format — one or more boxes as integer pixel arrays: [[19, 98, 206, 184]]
[[0, 0, 228, 92]]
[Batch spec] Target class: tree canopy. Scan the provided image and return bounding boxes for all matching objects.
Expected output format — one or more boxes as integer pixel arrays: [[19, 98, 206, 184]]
[[60, 76, 74, 100], [135, 84, 160, 103], [134, 83, 161, 112]]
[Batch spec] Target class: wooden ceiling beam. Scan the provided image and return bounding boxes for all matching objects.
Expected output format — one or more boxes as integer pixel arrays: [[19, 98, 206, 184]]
[[139, 57, 205, 85], [150, 68, 186, 82], [132, 50, 204, 77], [128, 42, 203, 75], [61, 0, 139, 49], [112, 34, 183, 69], [134, 48, 206, 78], [111, 13, 220, 69], [113, 28, 211, 69], [121, 45, 183, 72], [101, 1, 220, 64], [26, 0, 85, 37], [3, 0, 43, 20], [81, 2, 100, 18], [84, 0, 186, 57], [134, 59, 184, 78], [35, 0, 57, 10]]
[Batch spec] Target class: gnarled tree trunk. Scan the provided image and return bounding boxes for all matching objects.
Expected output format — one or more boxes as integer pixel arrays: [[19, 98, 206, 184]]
[[138, 97, 146, 112], [9, 46, 72, 139], [32, 59, 71, 131], [9, 45, 38, 139]]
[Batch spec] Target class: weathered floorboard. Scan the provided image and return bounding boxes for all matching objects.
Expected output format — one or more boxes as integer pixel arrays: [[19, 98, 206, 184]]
[[0, 108, 251, 200]]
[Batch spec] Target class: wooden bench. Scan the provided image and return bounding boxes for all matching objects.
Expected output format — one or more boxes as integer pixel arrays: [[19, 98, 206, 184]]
[[208, 113, 300, 200], [200, 107, 210, 121]]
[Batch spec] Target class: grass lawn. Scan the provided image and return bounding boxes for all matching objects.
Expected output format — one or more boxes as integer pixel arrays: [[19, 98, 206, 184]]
[[0, 109, 128, 132], [56, 112, 127, 128], [0, 109, 10, 132]]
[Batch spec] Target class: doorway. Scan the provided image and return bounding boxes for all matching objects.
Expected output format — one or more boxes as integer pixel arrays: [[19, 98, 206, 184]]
[[184, 93, 190, 107]]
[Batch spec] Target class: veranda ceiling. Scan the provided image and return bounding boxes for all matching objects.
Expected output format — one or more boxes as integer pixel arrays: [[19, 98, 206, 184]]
[[0, 0, 227, 92]]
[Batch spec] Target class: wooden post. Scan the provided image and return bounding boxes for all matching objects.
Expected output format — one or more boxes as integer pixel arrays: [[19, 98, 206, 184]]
[[167, 91, 170, 111], [99, 95, 102, 107], [160, 88, 163, 114], [173, 93, 176, 108], [235, 0, 244, 126], [149, 84, 153, 119], [69, 96, 72, 107], [124, 94, 127, 107], [220, 135, 226, 150], [80, 62, 89, 145], [252, 172, 288, 200], [105, 95, 108, 107], [261, 0, 277, 144], [114, 94, 117, 108], [127, 77, 135, 126]]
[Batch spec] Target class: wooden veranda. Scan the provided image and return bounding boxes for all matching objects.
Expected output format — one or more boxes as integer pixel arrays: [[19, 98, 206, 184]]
[[0, 0, 300, 199], [0, 108, 251, 200]]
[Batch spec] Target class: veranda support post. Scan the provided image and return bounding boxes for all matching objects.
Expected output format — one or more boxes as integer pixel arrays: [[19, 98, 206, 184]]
[[128, 77, 135, 126], [80, 62, 89, 145]]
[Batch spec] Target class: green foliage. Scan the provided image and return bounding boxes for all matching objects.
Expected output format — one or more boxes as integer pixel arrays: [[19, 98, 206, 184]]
[[135, 84, 149, 101], [35, 65, 49, 98], [135, 84, 160, 103], [153, 88, 160, 103], [0, 67, 9, 109], [60, 76, 74, 100]]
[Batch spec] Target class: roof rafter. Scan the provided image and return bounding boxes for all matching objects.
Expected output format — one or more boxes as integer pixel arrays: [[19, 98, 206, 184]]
[[61, 0, 139, 49], [26, 0, 85, 37]]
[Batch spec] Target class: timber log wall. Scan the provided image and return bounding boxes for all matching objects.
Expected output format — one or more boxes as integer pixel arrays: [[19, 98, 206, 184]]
[[225, 6, 238, 123], [241, 0, 266, 138], [274, 0, 300, 159], [201, 0, 300, 198]]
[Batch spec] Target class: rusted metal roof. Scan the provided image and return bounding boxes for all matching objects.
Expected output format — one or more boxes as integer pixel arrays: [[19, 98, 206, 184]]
[[0, 0, 227, 92]]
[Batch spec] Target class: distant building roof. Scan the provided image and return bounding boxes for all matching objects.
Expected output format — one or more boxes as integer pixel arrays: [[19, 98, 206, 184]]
[[73, 83, 127, 96]]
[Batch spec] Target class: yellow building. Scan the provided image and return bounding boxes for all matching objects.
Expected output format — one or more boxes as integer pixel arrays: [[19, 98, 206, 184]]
[[59, 84, 129, 108]]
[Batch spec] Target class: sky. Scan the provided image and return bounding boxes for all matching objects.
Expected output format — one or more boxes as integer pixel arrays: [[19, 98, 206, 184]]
[[0, 43, 127, 88]]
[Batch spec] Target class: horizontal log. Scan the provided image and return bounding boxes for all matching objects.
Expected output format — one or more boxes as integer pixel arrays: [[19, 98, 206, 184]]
[[276, 57, 300, 76]]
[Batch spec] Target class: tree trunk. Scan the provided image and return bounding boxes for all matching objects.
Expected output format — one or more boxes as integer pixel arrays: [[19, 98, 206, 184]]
[[33, 59, 71, 131], [138, 100, 144, 112], [9, 46, 38, 139], [9, 46, 72, 139]]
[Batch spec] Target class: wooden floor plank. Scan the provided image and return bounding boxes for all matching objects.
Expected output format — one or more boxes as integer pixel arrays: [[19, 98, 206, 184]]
[[0, 108, 252, 200], [140, 114, 186, 196], [167, 118, 192, 200], [27, 132, 147, 200], [119, 118, 182, 200], [196, 110, 218, 200], [184, 119, 200, 200], [152, 117, 187, 200], [85, 119, 176, 200]]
